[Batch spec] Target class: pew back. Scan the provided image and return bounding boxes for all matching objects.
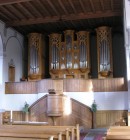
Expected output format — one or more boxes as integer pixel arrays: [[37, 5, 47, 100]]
[[0, 124, 80, 140]]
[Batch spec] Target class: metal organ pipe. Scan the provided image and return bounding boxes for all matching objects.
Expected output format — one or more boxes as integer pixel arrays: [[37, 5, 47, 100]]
[[83, 42, 86, 68], [52, 45, 54, 69], [100, 40, 110, 71]]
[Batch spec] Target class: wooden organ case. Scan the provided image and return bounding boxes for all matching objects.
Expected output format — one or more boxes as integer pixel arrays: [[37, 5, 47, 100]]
[[96, 26, 113, 79], [49, 30, 90, 79], [28, 33, 45, 81]]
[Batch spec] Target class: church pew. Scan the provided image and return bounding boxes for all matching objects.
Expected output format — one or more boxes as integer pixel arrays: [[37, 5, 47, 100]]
[[110, 126, 130, 129], [0, 132, 60, 140], [0, 124, 80, 140], [0, 128, 66, 140], [103, 126, 130, 140], [106, 135, 130, 140]]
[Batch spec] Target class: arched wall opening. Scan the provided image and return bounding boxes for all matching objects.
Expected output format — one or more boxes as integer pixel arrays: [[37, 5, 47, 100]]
[[0, 35, 3, 85], [5, 36, 23, 82]]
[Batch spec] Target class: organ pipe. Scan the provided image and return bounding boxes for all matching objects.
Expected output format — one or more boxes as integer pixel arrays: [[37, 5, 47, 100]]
[[28, 33, 45, 81], [49, 33, 61, 70], [96, 26, 113, 78], [49, 30, 90, 79]]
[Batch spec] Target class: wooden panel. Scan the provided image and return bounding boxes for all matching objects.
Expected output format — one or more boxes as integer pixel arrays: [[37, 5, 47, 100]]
[[3, 111, 24, 124], [92, 78, 127, 92], [29, 95, 92, 129], [29, 95, 48, 122], [37, 79, 63, 93], [79, 79, 93, 92], [5, 81, 36, 94], [5, 77, 127, 94], [96, 110, 128, 128], [63, 79, 80, 92], [9, 66, 15, 82], [64, 77, 127, 92], [47, 94, 68, 116]]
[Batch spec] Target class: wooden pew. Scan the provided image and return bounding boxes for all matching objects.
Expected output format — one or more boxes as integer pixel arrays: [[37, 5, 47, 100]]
[[12, 121, 79, 140], [12, 122, 79, 140], [0, 132, 61, 140], [0, 128, 67, 140], [0, 124, 80, 140], [103, 126, 130, 140]]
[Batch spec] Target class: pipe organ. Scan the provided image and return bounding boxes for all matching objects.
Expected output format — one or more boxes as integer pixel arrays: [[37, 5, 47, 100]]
[[49, 30, 90, 79], [28, 33, 45, 81], [77, 31, 90, 70], [27, 26, 113, 80], [96, 26, 113, 78], [49, 33, 61, 71]]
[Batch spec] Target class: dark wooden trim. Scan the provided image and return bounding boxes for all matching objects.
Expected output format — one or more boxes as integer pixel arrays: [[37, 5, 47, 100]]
[[0, 0, 33, 5], [7, 11, 122, 26]]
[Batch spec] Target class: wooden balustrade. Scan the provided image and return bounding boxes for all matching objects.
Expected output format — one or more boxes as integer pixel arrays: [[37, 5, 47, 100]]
[[5, 77, 127, 94]]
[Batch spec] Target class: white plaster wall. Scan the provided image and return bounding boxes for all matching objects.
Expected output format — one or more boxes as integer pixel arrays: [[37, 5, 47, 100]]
[[0, 36, 3, 85], [5, 37, 23, 82], [0, 20, 25, 111], [125, 0, 130, 28], [0, 91, 127, 111], [3, 94, 38, 111], [37, 93, 48, 99], [64, 91, 128, 110], [0, 20, 24, 82]]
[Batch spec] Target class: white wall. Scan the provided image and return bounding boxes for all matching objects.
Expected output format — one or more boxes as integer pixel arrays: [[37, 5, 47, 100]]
[[3, 94, 38, 111], [125, 0, 130, 28], [64, 91, 128, 110], [0, 20, 26, 111], [0, 35, 3, 85], [0, 91, 127, 111], [124, 0, 130, 110], [5, 37, 23, 82]]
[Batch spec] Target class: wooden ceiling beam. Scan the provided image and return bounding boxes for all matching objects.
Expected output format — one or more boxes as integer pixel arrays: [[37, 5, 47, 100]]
[[46, 0, 59, 16], [68, 0, 77, 14], [17, 3, 35, 18], [99, 0, 105, 11], [79, 0, 87, 13], [0, 9, 11, 20], [8, 4, 26, 19], [58, 0, 68, 15], [0, 0, 33, 5], [0, 6, 19, 20], [37, 0, 51, 16], [26, 1, 43, 17], [110, 0, 114, 11], [89, 0, 95, 13], [8, 11, 122, 26]]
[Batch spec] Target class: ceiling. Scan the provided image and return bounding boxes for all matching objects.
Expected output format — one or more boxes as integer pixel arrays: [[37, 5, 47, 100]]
[[0, 0, 123, 36]]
